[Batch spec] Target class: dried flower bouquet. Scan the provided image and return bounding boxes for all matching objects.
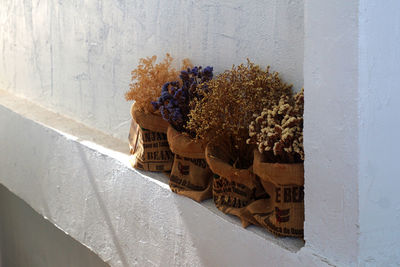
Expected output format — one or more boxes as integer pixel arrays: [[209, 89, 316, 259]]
[[187, 60, 292, 168], [247, 88, 304, 163], [152, 66, 213, 133], [125, 54, 190, 172], [125, 54, 191, 114], [152, 66, 215, 202], [246, 88, 305, 238]]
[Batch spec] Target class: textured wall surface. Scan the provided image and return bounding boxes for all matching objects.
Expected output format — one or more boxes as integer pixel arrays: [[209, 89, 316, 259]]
[[304, 1, 359, 265], [304, 0, 400, 266], [0, 185, 109, 267], [1, 1, 399, 266], [358, 0, 400, 265], [0, 0, 304, 141]]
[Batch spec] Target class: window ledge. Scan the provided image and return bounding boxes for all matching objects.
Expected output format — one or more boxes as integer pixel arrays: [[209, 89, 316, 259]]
[[0, 89, 333, 266]]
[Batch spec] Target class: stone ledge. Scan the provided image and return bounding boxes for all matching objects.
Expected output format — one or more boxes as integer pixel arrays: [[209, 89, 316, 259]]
[[0, 89, 331, 267]]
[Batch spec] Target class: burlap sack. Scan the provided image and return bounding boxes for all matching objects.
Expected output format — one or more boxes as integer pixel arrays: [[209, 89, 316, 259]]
[[205, 142, 268, 227], [247, 149, 304, 237], [167, 126, 213, 202], [128, 103, 174, 172]]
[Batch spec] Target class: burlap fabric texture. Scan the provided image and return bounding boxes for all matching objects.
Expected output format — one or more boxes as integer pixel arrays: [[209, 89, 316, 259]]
[[128, 103, 174, 172], [167, 126, 213, 202], [245, 149, 304, 237], [205, 141, 268, 227]]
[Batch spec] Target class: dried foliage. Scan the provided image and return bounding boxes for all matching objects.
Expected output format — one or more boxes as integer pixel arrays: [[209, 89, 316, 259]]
[[125, 54, 192, 113], [152, 66, 213, 133], [186, 60, 292, 168], [247, 88, 304, 163]]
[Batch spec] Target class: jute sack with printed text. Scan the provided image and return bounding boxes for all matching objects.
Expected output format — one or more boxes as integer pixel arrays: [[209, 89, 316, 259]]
[[128, 103, 174, 172], [245, 150, 304, 237], [167, 126, 213, 202], [205, 141, 268, 227]]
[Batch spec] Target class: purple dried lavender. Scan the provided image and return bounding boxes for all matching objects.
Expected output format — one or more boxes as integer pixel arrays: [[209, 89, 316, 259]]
[[152, 66, 213, 133]]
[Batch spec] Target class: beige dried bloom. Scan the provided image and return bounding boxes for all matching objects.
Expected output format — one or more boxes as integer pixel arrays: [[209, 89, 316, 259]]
[[186, 60, 292, 168], [247, 88, 304, 163], [125, 54, 192, 113]]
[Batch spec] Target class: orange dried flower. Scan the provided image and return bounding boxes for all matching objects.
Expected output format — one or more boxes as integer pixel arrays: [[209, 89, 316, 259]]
[[125, 54, 192, 113]]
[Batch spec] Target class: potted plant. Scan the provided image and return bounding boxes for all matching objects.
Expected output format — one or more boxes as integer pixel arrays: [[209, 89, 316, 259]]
[[246, 88, 304, 237], [186, 60, 292, 226], [152, 66, 214, 202], [125, 54, 191, 172]]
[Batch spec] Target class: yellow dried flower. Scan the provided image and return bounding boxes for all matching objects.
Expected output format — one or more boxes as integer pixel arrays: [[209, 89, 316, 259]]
[[186, 60, 292, 168], [125, 54, 192, 113]]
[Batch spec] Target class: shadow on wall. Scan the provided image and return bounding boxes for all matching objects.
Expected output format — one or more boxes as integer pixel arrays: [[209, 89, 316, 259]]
[[0, 184, 109, 267], [77, 144, 130, 267]]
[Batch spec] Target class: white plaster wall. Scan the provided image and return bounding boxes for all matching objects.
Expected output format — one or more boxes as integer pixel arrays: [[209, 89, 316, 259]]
[[305, 1, 400, 265], [304, 1, 359, 265], [0, 184, 109, 267], [358, 0, 400, 265], [0, 0, 304, 141]]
